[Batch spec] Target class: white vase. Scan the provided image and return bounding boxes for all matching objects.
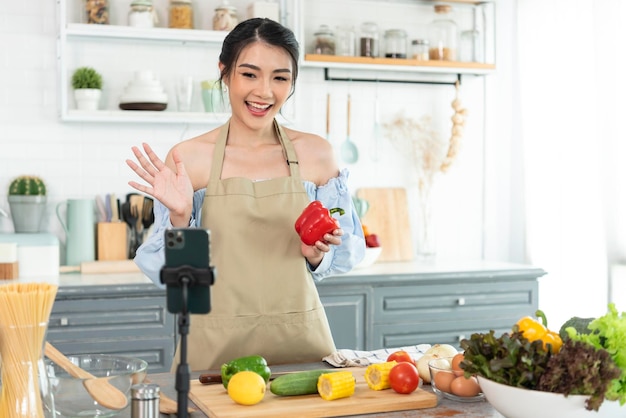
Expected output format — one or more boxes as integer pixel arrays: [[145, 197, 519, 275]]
[[74, 88, 101, 111]]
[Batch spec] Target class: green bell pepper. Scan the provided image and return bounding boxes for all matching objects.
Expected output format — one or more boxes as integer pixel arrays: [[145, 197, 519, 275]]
[[220, 355, 272, 389]]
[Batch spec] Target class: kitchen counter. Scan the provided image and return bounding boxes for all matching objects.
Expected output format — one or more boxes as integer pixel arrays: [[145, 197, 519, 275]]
[[142, 363, 505, 418]]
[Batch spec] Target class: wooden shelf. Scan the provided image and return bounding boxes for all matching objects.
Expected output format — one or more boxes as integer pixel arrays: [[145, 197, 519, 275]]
[[303, 54, 495, 77], [65, 23, 228, 44]]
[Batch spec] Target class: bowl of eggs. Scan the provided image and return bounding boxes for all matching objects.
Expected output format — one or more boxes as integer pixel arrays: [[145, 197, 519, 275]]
[[429, 354, 485, 402]]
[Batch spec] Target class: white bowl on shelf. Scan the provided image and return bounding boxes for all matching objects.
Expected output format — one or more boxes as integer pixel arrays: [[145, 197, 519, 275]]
[[477, 376, 624, 418], [355, 247, 382, 269]]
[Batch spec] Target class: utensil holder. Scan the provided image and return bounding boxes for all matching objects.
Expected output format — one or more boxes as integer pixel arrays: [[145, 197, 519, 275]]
[[97, 222, 128, 261]]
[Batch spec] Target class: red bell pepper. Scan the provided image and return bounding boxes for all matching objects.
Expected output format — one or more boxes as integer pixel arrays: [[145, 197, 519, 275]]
[[294, 201, 345, 246]]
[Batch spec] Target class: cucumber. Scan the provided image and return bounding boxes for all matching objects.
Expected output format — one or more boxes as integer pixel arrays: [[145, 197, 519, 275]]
[[270, 369, 339, 396]]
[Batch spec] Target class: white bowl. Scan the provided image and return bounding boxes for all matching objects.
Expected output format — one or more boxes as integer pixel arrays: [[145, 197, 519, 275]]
[[477, 376, 624, 418], [355, 247, 382, 269]]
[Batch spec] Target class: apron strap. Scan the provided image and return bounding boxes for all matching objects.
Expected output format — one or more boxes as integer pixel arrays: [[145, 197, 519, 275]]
[[209, 118, 302, 181]]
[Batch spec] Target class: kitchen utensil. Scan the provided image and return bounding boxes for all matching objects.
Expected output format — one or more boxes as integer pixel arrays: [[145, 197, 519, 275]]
[[341, 94, 359, 163], [198, 371, 295, 385], [356, 188, 414, 261], [95, 195, 107, 222], [44, 342, 129, 410], [141, 197, 155, 243], [56, 198, 96, 266], [325, 93, 331, 141], [189, 366, 437, 417], [110, 193, 120, 222], [121, 201, 139, 258], [144, 377, 196, 415]]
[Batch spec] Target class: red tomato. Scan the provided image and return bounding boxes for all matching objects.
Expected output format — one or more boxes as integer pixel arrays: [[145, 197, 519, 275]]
[[386, 350, 416, 366], [389, 362, 420, 394]]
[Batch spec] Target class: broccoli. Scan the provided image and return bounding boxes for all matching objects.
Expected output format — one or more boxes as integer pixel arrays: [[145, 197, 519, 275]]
[[559, 316, 594, 341], [536, 339, 621, 411]]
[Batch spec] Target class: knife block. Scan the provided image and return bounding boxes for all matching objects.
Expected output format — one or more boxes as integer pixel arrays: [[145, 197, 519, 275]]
[[97, 222, 128, 261]]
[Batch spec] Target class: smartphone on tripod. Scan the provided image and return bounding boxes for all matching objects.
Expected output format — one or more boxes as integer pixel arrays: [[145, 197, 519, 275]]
[[162, 228, 213, 314]]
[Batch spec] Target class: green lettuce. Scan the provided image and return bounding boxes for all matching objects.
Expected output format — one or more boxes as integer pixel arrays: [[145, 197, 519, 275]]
[[568, 303, 626, 405]]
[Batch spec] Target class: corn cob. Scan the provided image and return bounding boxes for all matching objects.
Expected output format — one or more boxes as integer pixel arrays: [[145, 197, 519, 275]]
[[364, 361, 397, 390], [317, 371, 356, 401]]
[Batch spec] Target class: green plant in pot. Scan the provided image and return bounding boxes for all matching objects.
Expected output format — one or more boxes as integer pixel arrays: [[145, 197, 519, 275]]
[[8, 176, 47, 233], [72, 66, 103, 111]]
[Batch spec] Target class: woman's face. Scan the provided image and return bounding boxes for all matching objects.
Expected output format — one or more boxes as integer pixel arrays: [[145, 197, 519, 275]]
[[222, 41, 294, 129]]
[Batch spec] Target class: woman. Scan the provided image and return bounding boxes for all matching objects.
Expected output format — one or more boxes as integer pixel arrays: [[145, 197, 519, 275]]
[[126, 18, 365, 371]]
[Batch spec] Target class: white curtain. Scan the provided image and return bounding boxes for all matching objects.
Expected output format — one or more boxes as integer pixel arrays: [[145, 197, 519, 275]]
[[516, 0, 626, 326]]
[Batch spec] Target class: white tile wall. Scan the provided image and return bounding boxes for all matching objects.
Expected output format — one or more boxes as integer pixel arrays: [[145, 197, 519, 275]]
[[0, 0, 506, 266]]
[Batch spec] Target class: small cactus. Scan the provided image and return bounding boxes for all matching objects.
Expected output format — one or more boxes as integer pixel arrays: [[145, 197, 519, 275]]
[[8, 176, 46, 196]]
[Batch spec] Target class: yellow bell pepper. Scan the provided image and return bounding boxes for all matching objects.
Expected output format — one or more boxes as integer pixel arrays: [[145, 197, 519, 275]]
[[515, 310, 563, 353]]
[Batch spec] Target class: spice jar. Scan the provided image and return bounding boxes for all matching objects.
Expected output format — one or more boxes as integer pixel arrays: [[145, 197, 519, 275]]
[[359, 22, 379, 57], [384, 29, 407, 58], [411, 39, 429, 61], [313, 25, 335, 55], [85, 0, 109, 24], [428, 4, 458, 61], [213, 0, 238, 31], [128, 0, 155, 28], [169, 0, 193, 29]]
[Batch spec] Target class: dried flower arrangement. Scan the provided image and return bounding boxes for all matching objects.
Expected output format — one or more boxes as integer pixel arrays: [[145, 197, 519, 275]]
[[383, 82, 468, 256]]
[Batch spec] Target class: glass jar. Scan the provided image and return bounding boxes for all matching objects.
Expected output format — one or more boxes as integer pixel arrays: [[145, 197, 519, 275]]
[[313, 25, 335, 55], [359, 21, 379, 57], [384, 29, 407, 58], [213, 0, 238, 31], [460, 29, 483, 62], [85, 0, 109, 24], [169, 0, 193, 29], [428, 4, 458, 61], [411, 39, 430, 61], [128, 0, 155, 28], [335, 25, 356, 56]]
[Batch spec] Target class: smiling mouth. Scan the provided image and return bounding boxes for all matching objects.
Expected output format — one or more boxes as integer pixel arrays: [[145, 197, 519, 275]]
[[247, 101, 272, 113]]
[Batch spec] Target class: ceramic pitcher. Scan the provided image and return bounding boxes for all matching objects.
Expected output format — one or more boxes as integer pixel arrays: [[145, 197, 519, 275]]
[[56, 199, 95, 266]]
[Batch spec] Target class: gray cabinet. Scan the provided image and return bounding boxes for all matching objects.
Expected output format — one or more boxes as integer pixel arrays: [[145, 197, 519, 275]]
[[48, 283, 175, 373], [317, 262, 545, 351]]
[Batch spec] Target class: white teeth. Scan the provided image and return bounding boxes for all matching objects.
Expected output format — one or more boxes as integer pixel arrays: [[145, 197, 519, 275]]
[[248, 102, 270, 110]]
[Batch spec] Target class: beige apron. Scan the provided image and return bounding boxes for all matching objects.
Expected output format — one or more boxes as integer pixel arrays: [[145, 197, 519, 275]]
[[173, 120, 336, 371]]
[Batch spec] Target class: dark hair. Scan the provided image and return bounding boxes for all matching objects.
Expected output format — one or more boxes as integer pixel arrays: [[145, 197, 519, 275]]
[[219, 18, 300, 95]]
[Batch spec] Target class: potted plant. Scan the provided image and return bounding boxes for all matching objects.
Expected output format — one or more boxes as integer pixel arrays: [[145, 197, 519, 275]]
[[7, 175, 47, 233], [72, 66, 103, 110]]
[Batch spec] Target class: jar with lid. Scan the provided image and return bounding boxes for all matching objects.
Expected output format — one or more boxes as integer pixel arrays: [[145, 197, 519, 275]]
[[460, 29, 483, 62], [213, 0, 238, 31], [384, 29, 407, 58], [128, 0, 155, 28], [85, 0, 109, 24], [411, 39, 430, 61], [169, 0, 193, 29], [359, 22, 379, 57], [428, 4, 458, 61], [313, 25, 335, 55]]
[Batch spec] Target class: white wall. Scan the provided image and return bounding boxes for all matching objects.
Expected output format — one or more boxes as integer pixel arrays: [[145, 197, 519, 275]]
[[0, 0, 517, 268]]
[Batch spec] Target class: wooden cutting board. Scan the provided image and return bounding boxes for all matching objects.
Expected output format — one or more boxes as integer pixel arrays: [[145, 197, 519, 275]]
[[188, 367, 438, 418], [356, 188, 414, 262]]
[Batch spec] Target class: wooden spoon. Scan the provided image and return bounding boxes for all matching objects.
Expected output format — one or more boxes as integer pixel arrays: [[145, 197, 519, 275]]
[[44, 342, 128, 410]]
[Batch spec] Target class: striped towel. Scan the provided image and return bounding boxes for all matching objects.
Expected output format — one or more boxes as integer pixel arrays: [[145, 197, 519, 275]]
[[323, 344, 432, 367]]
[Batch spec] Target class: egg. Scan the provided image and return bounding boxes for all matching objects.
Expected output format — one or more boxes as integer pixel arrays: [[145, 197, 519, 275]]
[[450, 375, 481, 397], [451, 353, 465, 377], [433, 370, 455, 394]]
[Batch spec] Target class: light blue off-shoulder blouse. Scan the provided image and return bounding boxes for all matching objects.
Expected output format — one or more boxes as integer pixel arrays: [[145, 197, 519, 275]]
[[134, 169, 366, 287]]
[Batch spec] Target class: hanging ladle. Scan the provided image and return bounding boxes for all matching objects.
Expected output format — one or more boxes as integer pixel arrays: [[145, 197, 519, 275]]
[[341, 93, 359, 164], [44, 342, 129, 410]]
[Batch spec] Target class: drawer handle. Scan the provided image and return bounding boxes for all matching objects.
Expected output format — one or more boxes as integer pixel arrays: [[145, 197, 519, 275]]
[[60, 317, 69, 326], [457, 297, 466, 306]]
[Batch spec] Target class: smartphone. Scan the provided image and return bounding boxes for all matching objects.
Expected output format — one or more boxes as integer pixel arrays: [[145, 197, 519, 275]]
[[162, 228, 213, 314]]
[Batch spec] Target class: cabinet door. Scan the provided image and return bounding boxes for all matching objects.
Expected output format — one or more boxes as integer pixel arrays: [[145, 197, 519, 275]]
[[318, 290, 368, 351], [48, 296, 176, 373]]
